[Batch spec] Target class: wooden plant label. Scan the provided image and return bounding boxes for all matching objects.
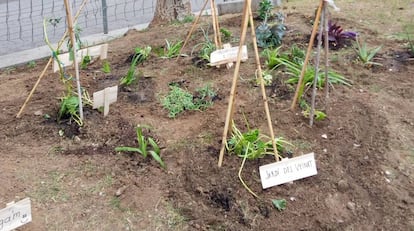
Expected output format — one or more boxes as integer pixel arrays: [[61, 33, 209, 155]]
[[259, 152, 317, 189], [209, 45, 248, 67], [0, 198, 32, 231], [93, 85, 118, 117], [53, 43, 108, 72]]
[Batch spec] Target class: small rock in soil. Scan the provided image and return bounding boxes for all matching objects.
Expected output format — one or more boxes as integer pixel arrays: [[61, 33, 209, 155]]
[[347, 201, 356, 211]]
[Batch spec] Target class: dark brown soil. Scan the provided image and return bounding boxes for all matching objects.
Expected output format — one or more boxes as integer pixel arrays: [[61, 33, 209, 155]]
[[1, 1, 413, 230]]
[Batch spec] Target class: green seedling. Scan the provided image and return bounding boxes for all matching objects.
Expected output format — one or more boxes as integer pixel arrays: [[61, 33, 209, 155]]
[[352, 39, 382, 67], [115, 125, 165, 169], [101, 60, 111, 73], [258, 0, 274, 21], [80, 54, 91, 69], [161, 84, 217, 118], [220, 27, 232, 42], [227, 122, 292, 198], [58, 95, 82, 126], [27, 61, 37, 68], [192, 28, 216, 62], [272, 199, 287, 211], [160, 40, 183, 58], [120, 46, 151, 86], [300, 100, 327, 121]]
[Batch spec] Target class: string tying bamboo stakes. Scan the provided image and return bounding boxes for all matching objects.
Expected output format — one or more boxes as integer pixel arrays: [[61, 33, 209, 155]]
[[16, 0, 88, 118], [218, 0, 280, 167]]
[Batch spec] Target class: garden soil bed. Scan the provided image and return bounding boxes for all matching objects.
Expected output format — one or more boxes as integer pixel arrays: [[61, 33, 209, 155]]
[[1, 1, 413, 230]]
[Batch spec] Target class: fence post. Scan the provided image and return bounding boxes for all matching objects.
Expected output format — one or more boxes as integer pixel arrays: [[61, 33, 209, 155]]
[[102, 0, 108, 34]]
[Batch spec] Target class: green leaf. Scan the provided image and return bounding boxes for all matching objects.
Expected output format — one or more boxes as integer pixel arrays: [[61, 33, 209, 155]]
[[149, 150, 166, 169], [115, 146, 143, 155], [272, 199, 287, 211]]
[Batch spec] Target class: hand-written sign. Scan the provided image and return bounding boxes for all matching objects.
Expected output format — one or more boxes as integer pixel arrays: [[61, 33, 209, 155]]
[[0, 198, 32, 231], [93, 85, 118, 117], [259, 153, 317, 189], [209, 45, 248, 67]]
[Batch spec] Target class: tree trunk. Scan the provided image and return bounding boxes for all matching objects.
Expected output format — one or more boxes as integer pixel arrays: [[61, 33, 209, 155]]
[[150, 0, 191, 26]]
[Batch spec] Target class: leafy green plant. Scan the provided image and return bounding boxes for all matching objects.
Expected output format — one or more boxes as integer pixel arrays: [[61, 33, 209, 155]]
[[352, 39, 382, 67], [300, 100, 327, 121], [102, 60, 111, 73], [220, 27, 232, 42], [161, 84, 217, 118], [27, 61, 36, 68], [256, 13, 286, 48], [263, 46, 351, 89], [192, 28, 216, 62], [160, 40, 183, 58], [227, 122, 292, 198], [80, 54, 91, 69], [58, 95, 82, 126], [272, 199, 287, 211], [258, 0, 274, 21], [406, 31, 414, 56], [115, 125, 165, 169], [120, 46, 151, 86], [226, 122, 291, 160]]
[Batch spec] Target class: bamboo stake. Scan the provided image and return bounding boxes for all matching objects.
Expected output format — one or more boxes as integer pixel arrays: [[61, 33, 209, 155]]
[[211, 0, 222, 48], [16, 0, 88, 118], [247, 5, 280, 161], [323, 3, 330, 108], [210, 0, 220, 48], [179, 0, 209, 56], [218, 0, 250, 167], [64, 0, 84, 120], [309, 2, 325, 127], [290, 0, 324, 111]]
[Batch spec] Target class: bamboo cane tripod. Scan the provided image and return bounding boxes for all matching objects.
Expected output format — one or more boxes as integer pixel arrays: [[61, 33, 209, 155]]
[[218, 0, 281, 167]]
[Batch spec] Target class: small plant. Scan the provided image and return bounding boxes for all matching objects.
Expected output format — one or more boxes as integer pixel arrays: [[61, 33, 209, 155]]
[[160, 40, 183, 58], [226, 122, 291, 160], [58, 95, 82, 126], [255, 69, 273, 86], [27, 61, 36, 68], [406, 31, 414, 56], [256, 12, 286, 48], [120, 46, 151, 86], [317, 21, 357, 49], [161, 84, 217, 118], [220, 27, 232, 42], [352, 39, 382, 67], [272, 199, 287, 211], [192, 28, 216, 62], [80, 54, 91, 69], [101, 60, 111, 73], [115, 125, 165, 169], [226, 122, 292, 198], [300, 100, 327, 121], [263, 46, 351, 89], [257, 0, 274, 21]]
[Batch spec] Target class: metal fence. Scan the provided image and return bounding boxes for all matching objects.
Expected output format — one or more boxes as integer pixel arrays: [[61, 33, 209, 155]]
[[0, 0, 214, 56]]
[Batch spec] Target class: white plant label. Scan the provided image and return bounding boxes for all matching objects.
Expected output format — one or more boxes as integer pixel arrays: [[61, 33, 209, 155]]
[[0, 198, 32, 231], [93, 85, 118, 117], [259, 152, 317, 189], [209, 45, 248, 66], [53, 43, 108, 72]]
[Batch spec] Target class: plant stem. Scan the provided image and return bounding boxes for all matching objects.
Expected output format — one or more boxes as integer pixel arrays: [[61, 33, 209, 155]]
[[310, 2, 325, 127], [238, 144, 259, 199]]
